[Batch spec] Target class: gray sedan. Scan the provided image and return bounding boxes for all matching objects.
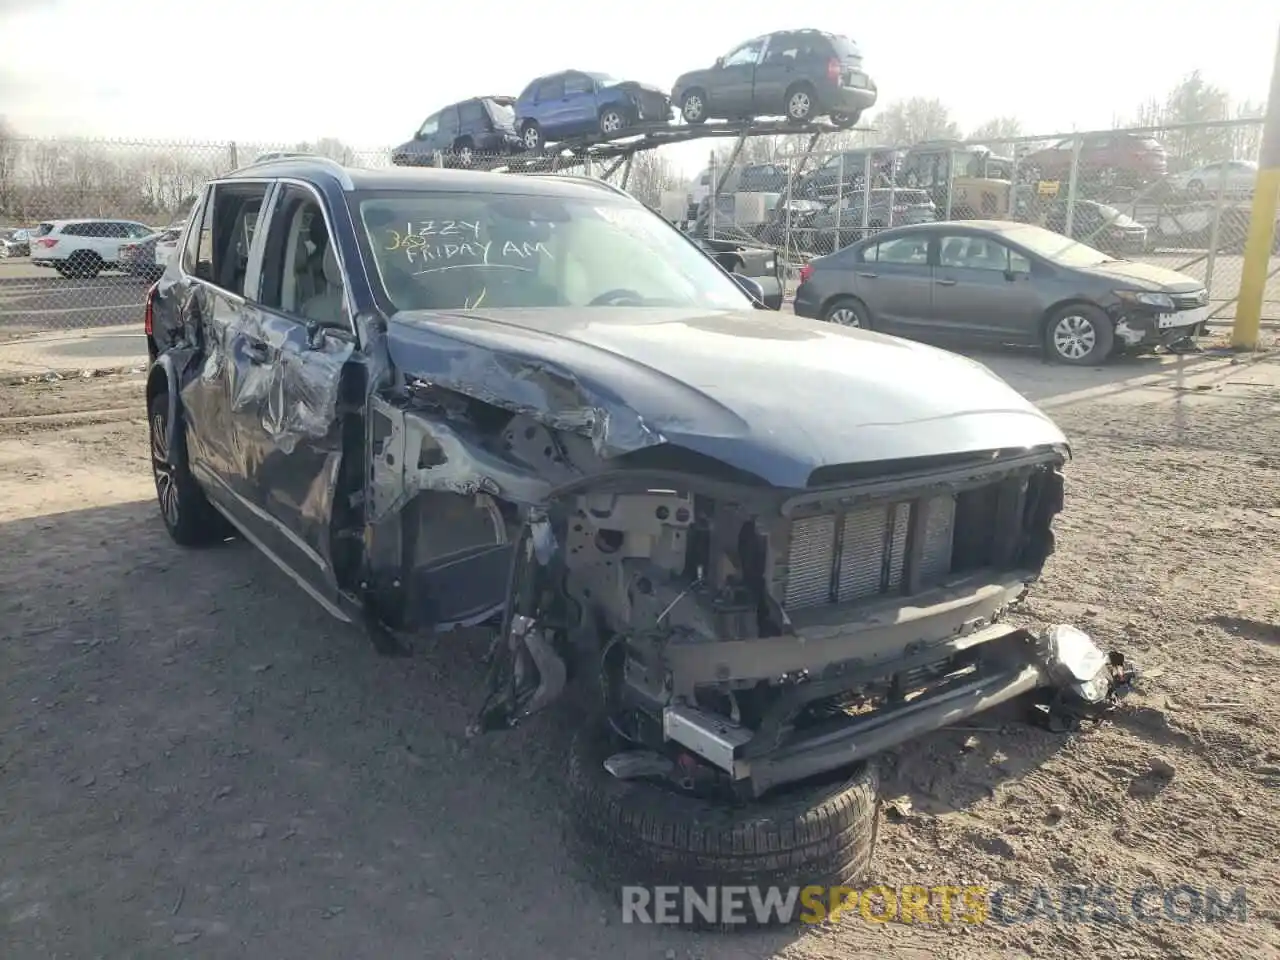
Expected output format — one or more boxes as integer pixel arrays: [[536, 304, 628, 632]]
[[793, 220, 1210, 365]]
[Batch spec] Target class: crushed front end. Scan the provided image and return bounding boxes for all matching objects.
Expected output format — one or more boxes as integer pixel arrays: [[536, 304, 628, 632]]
[[482, 443, 1135, 798]]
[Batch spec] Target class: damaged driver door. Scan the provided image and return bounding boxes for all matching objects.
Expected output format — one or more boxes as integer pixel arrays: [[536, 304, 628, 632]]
[[230, 184, 358, 616]]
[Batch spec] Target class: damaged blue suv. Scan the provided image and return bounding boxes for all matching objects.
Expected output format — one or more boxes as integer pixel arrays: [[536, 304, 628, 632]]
[[143, 155, 1131, 909]]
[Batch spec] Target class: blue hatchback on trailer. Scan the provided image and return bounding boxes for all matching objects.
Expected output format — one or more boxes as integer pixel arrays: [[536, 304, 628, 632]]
[[513, 70, 672, 152]]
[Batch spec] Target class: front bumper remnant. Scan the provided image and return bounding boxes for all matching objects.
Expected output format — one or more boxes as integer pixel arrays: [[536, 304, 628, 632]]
[[660, 622, 1134, 798]]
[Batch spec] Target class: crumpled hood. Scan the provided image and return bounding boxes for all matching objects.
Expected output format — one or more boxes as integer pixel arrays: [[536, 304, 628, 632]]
[[385, 308, 1068, 489], [1077, 258, 1202, 292]]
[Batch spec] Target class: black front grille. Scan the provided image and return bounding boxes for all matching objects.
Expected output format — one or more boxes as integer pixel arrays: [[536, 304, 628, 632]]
[[1172, 290, 1208, 310]]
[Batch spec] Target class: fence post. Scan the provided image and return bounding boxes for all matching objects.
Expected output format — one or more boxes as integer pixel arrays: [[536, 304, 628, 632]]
[[433, 151, 444, 168], [944, 149, 955, 219], [708, 151, 718, 240], [583, 154, 593, 178], [1203, 161, 1232, 295], [833, 153, 845, 251], [861, 153, 872, 237], [1064, 134, 1083, 238], [886, 150, 897, 226], [783, 155, 793, 274], [228, 142, 239, 170]]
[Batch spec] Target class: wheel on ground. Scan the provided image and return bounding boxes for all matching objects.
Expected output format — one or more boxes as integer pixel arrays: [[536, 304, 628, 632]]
[[452, 137, 474, 167], [565, 725, 879, 928], [830, 111, 860, 128], [148, 392, 230, 546], [66, 251, 102, 279], [520, 122, 543, 152], [598, 107, 628, 136], [823, 296, 870, 329], [1046, 304, 1114, 365], [785, 83, 817, 122], [680, 89, 708, 124]]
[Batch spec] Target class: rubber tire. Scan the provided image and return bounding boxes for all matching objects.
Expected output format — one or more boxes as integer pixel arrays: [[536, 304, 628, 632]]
[[680, 89, 708, 124], [823, 296, 870, 329], [148, 393, 230, 547], [1045, 303, 1114, 366], [565, 725, 880, 930], [598, 107, 628, 136], [785, 83, 818, 122], [67, 251, 102, 279], [830, 111, 860, 129], [520, 122, 543, 152]]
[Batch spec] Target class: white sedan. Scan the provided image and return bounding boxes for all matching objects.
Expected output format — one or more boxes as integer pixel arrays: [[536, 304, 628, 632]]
[[1167, 160, 1257, 197]]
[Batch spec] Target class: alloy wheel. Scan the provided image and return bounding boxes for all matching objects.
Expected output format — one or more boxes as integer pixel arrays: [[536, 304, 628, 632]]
[[788, 91, 812, 120], [150, 410, 179, 527], [1053, 314, 1097, 361], [600, 110, 624, 134], [829, 307, 861, 327], [683, 95, 703, 122], [523, 127, 540, 151]]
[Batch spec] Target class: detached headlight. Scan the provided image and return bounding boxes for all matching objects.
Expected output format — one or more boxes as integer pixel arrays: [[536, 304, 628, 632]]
[[1039, 624, 1111, 704], [1116, 290, 1174, 310]]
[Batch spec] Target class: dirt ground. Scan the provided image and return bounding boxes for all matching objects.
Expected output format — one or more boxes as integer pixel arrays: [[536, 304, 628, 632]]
[[2, 339, 1279, 960]]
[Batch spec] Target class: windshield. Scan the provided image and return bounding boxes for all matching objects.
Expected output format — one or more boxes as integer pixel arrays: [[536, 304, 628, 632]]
[[1001, 224, 1113, 267], [485, 100, 516, 127], [355, 190, 754, 312]]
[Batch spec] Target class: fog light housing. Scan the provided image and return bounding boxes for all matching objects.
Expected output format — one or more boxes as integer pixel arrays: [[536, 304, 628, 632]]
[[1039, 623, 1111, 704]]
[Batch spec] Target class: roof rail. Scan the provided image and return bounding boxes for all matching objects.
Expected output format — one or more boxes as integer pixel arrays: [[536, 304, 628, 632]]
[[225, 153, 355, 189]]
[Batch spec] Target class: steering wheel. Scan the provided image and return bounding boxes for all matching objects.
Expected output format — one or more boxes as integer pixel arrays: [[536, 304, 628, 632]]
[[589, 288, 645, 306]]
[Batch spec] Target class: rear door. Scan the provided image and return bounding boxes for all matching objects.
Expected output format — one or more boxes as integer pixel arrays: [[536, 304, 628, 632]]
[[561, 72, 597, 135], [929, 232, 1041, 341], [846, 231, 935, 333], [233, 183, 355, 606], [753, 33, 801, 114], [437, 105, 460, 149]]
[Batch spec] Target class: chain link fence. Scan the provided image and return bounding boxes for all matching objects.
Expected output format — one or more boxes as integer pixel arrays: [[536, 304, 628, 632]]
[[0, 120, 1276, 376]]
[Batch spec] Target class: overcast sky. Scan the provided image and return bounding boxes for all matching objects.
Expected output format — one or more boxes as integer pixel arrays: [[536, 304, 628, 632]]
[[1, 0, 1274, 174]]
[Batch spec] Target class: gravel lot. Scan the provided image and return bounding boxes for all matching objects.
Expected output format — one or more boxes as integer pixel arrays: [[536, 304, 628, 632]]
[[1, 340, 1279, 959]]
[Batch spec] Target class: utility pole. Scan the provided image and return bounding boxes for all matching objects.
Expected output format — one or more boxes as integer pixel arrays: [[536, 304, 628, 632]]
[[1232, 22, 1280, 349]]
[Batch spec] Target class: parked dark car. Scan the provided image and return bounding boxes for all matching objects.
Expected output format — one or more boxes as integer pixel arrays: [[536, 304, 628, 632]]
[[1022, 132, 1168, 186], [672, 29, 876, 126], [800, 188, 938, 251], [514, 70, 671, 151], [119, 226, 183, 281], [1042, 199, 1148, 254], [794, 220, 1208, 364], [793, 148, 898, 200], [694, 234, 784, 307], [391, 96, 523, 168], [0, 228, 30, 258], [143, 157, 1119, 899]]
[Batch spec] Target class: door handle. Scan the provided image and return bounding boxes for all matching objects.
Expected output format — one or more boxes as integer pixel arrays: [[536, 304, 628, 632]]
[[857, 271, 877, 278], [244, 339, 270, 364], [935, 278, 957, 285]]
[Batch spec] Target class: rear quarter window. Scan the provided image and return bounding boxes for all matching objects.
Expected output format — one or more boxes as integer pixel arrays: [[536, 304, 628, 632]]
[[32, 222, 55, 237], [825, 34, 862, 58]]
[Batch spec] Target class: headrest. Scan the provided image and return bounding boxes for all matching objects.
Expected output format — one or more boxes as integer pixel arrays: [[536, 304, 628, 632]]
[[322, 244, 341, 286]]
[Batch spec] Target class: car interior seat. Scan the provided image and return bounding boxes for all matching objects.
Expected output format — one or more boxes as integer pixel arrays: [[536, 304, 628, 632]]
[[299, 244, 345, 327]]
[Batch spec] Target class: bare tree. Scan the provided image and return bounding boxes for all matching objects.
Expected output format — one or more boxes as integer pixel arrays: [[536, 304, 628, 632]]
[[967, 116, 1023, 146], [868, 99, 960, 146], [626, 151, 682, 208]]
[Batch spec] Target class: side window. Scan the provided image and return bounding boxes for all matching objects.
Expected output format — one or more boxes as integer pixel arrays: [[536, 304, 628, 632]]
[[182, 191, 209, 275], [763, 36, 799, 63], [458, 100, 485, 126], [564, 73, 593, 95], [61, 223, 85, 237], [723, 39, 764, 67], [126, 223, 153, 239], [869, 234, 930, 265], [417, 113, 440, 138], [100, 222, 129, 238], [257, 186, 348, 329], [536, 77, 565, 101], [1009, 249, 1032, 273], [193, 183, 268, 293], [438, 108, 459, 138], [939, 235, 1010, 272]]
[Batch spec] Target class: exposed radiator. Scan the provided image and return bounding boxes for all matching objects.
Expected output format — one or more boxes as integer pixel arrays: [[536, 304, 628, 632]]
[[782, 495, 956, 610]]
